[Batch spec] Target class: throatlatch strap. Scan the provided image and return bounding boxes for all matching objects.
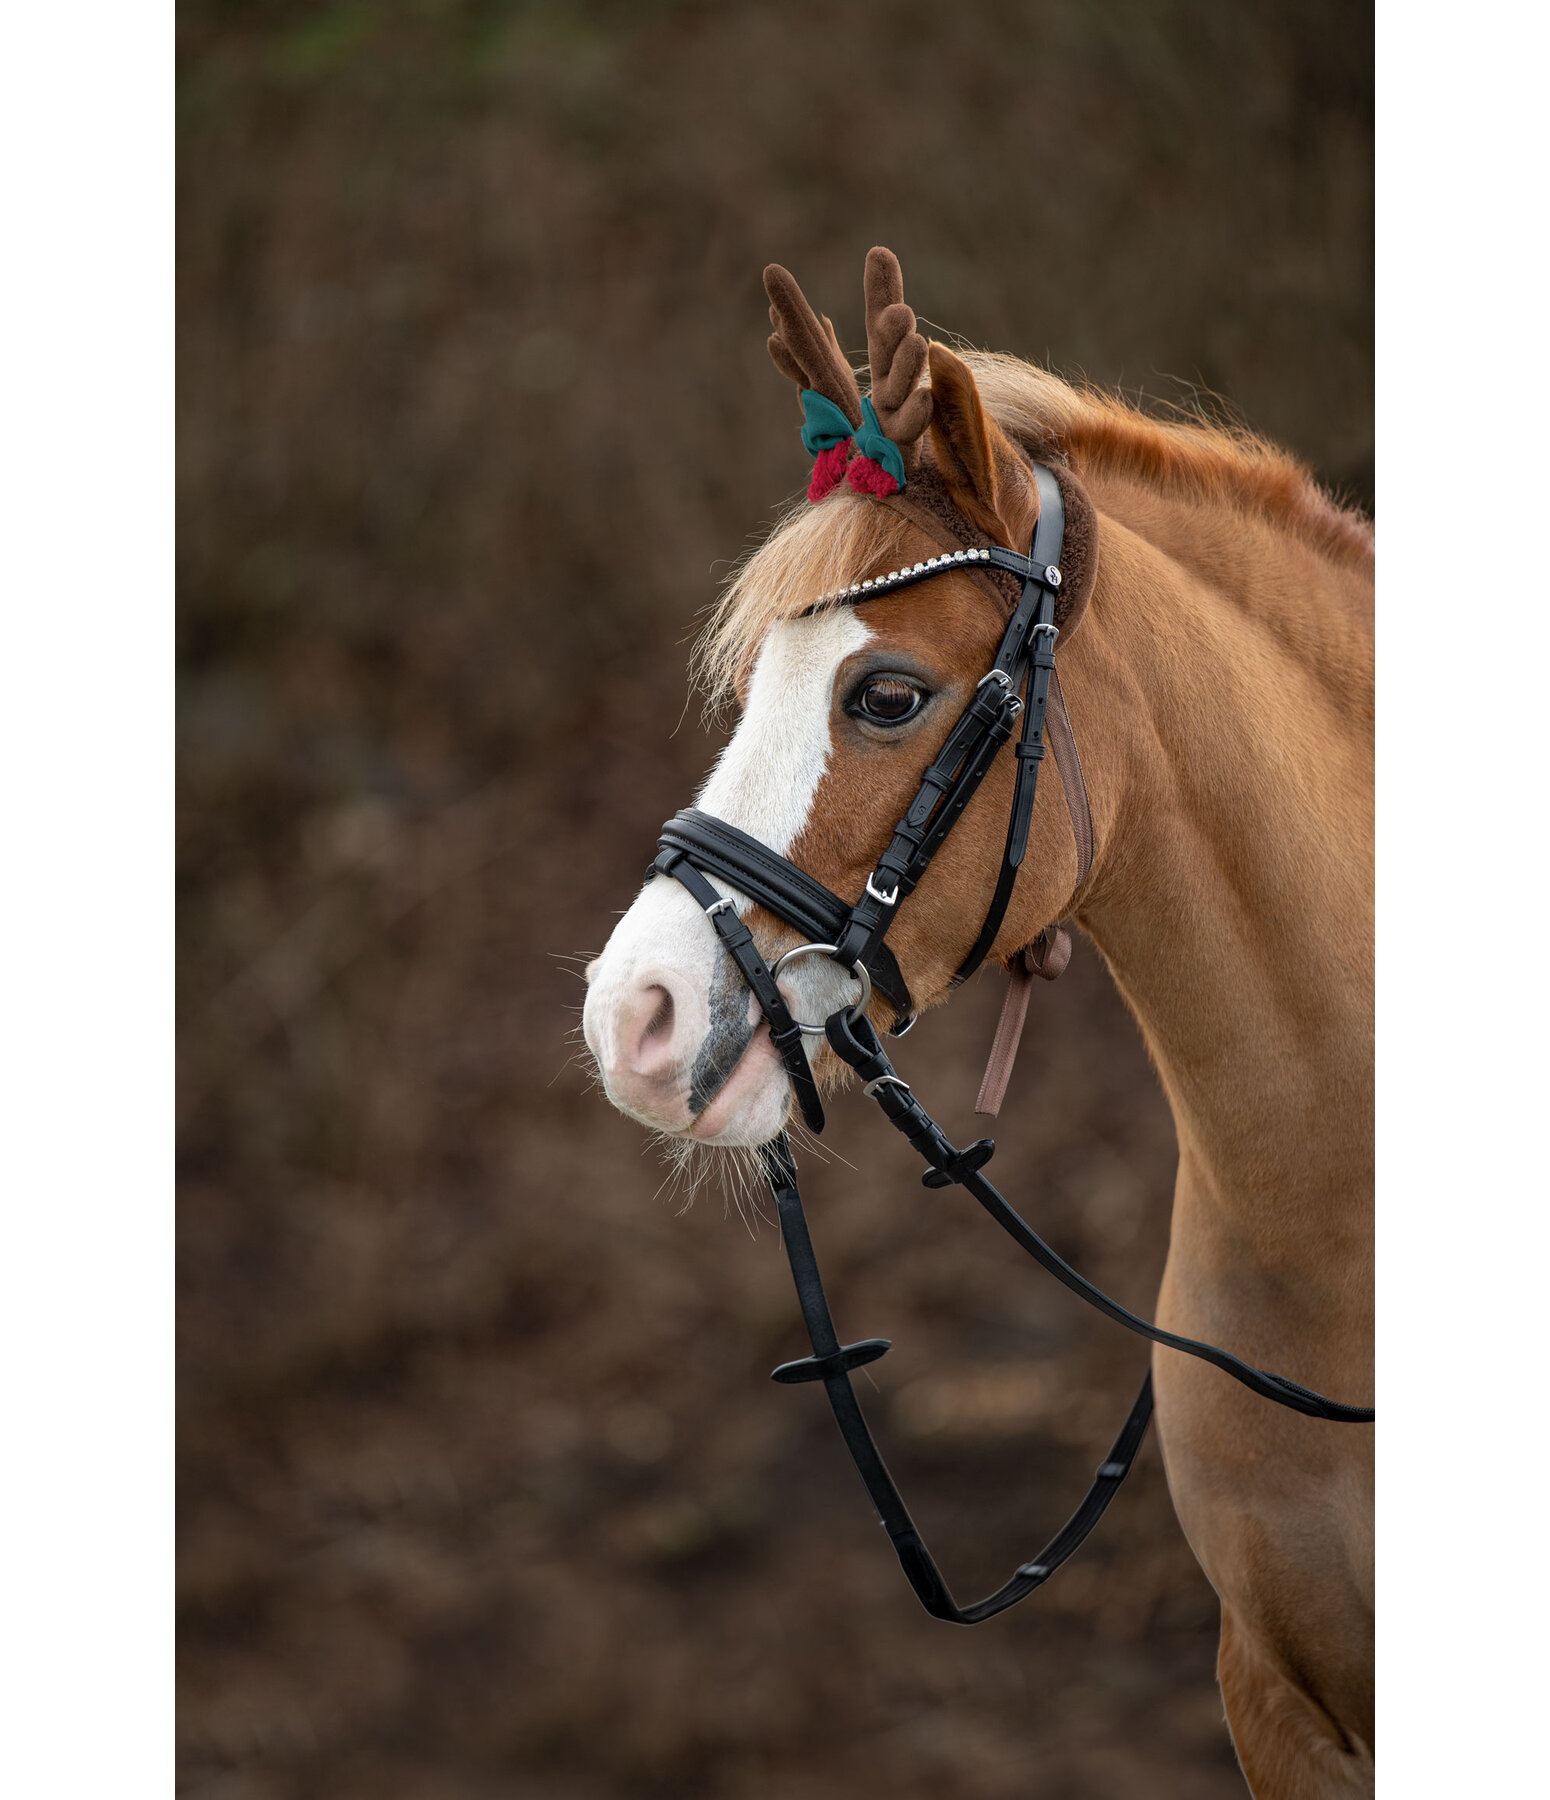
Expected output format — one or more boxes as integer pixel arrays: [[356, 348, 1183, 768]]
[[1045, 667, 1093, 881], [974, 666, 1096, 1117], [949, 467, 1068, 985]]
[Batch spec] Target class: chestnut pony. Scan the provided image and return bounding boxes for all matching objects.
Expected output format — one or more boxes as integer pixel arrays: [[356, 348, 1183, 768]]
[[582, 251, 1373, 1798]]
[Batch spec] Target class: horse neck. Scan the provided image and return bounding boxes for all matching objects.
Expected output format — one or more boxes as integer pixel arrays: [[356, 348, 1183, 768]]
[[1066, 473, 1374, 1252]]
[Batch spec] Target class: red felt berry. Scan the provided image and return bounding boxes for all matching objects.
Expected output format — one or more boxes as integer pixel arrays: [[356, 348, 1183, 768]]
[[807, 438, 853, 502], [845, 455, 900, 498]]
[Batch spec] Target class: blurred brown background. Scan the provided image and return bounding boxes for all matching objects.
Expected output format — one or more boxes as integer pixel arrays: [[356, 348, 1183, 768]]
[[177, 4, 1371, 1795]]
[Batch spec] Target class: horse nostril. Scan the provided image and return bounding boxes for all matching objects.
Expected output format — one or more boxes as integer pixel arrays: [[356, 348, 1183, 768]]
[[608, 973, 699, 1097], [621, 982, 684, 1081], [641, 985, 674, 1046]]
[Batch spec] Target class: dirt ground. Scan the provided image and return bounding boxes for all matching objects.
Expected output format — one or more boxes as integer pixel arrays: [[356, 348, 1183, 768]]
[[177, 5, 1371, 1794]]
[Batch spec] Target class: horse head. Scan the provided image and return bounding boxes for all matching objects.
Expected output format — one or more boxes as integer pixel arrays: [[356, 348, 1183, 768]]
[[582, 248, 1097, 1146]]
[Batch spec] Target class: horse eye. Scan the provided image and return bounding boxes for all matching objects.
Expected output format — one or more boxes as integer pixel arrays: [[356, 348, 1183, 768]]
[[853, 677, 925, 724]]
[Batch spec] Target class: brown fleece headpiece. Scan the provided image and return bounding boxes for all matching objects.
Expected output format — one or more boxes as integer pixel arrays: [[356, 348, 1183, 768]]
[[884, 462, 1098, 639]]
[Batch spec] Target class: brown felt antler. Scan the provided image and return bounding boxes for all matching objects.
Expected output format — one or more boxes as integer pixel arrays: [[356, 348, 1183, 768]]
[[763, 264, 863, 427], [861, 246, 932, 459]]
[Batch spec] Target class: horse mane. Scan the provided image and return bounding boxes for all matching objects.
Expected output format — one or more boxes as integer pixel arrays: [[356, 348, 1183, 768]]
[[697, 351, 1373, 708], [967, 352, 1375, 569]]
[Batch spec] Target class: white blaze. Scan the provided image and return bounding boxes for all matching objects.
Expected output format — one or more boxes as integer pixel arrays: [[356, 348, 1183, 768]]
[[698, 606, 872, 854], [582, 607, 873, 1138]]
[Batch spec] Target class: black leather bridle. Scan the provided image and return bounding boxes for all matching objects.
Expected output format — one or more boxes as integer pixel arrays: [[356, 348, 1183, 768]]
[[648, 463, 1373, 1626]]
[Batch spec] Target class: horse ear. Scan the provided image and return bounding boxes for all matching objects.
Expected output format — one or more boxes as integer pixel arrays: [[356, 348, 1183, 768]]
[[926, 341, 1098, 638], [925, 342, 1038, 549]]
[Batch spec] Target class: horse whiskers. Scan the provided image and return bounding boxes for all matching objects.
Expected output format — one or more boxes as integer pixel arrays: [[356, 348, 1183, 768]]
[[647, 1132, 725, 1217], [785, 1113, 852, 1172], [551, 949, 604, 986], [644, 1132, 774, 1233], [719, 1147, 777, 1238], [562, 1028, 607, 1099], [548, 1047, 601, 1091]]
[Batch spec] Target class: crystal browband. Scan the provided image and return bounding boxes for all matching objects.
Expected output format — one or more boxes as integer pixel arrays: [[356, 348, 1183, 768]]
[[802, 546, 1062, 615]]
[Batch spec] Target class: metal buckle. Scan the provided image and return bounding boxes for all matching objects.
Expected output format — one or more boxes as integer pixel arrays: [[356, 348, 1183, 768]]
[[770, 943, 873, 1036], [975, 668, 1014, 694], [865, 871, 900, 907], [704, 896, 735, 918], [862, 1074, 912, 1100]]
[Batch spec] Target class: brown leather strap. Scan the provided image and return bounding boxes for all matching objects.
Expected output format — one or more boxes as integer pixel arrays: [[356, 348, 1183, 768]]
[[1027, 922, 1073, 980], [974, 668, 1094, 1117], [975, 953, 1035, 1116]]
